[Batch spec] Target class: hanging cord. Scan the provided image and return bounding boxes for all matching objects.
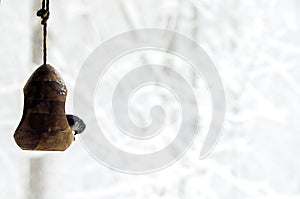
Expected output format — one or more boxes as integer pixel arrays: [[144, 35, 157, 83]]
[[37, 0, 50, 65]]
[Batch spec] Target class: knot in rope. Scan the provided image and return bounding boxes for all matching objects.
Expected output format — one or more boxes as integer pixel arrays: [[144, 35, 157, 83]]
[[37, 8, 50, 25]]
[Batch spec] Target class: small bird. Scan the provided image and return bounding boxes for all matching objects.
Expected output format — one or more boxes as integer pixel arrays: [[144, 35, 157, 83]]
[[66, 115, 86, 139]]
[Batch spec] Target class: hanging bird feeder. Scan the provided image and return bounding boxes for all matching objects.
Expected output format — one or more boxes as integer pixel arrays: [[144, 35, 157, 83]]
[[14, 0, 85, 151]]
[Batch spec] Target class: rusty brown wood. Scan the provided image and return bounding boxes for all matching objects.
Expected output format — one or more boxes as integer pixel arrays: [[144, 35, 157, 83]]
[[14, 64, 74, 151]]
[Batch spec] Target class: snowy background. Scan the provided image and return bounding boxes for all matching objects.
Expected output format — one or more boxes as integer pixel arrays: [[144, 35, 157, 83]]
[[1, 0, 300, 198]]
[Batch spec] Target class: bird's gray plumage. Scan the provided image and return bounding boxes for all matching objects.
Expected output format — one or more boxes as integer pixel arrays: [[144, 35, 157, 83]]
[[66, 115, 86, 135]]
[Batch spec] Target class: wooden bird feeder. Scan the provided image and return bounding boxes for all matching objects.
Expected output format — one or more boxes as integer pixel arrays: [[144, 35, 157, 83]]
[[14, 0, 85, 151], [14, 65, 74, 151]]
